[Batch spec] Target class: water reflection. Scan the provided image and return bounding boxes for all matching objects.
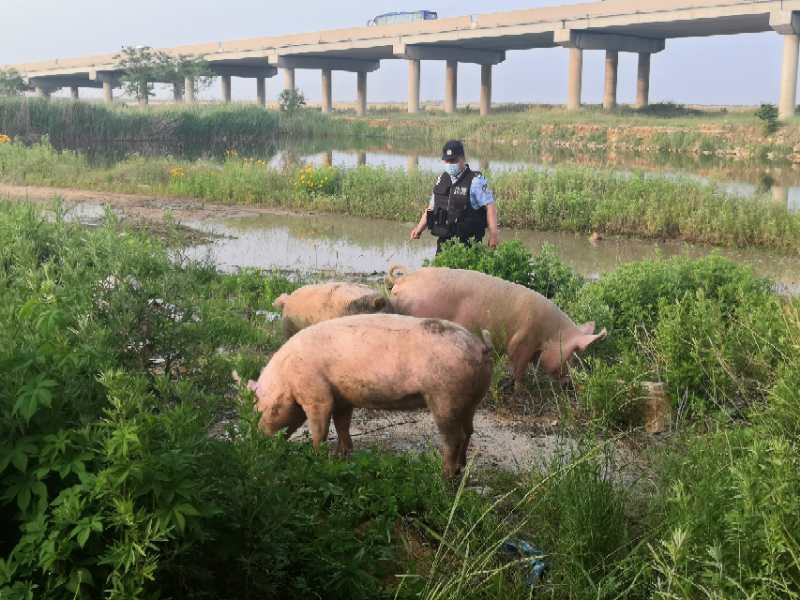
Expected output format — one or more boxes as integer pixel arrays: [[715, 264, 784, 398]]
[[71, 135, 800, 212], [184, 211, 800, 289]]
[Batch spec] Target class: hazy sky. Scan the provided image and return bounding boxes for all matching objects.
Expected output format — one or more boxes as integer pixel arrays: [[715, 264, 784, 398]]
[[1, 0, 785, 106]]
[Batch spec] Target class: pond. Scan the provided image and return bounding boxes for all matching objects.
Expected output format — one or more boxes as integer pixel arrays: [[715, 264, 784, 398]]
[[182, 209, 800, 293]]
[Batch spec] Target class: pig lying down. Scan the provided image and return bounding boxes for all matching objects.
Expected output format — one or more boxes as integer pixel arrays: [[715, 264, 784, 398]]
[[388, 266, 605, 383], [273, 282, 390, 337], [242, 314, 493, 478]]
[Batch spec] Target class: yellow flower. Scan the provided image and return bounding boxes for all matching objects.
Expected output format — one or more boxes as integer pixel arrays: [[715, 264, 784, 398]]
[[0, 134, 11, 144]]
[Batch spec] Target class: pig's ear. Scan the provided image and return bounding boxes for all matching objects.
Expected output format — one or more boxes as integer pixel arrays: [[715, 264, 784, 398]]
[[573, 328, 607, 353], [578, 321, 596, 335], [373, 296, 387, 310], [273, 293, 289, 309]]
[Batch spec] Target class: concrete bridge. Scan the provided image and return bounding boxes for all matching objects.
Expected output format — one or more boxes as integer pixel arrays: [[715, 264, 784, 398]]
[[6, 0, 800, 119]]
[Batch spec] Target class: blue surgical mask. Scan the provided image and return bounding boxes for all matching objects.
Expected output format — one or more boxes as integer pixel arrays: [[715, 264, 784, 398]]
[[445, 163, 461, 178]]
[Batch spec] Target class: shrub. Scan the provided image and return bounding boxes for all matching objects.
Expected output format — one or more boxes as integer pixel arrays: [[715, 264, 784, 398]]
[[0, 203, 489, 599], [278, 88, 306, 115], [429, 239, 583, 300], [568, 255, 770, 352], [294, 164, 340, 196], [651, 427, 800, 599], [755, 103, 780, 134]]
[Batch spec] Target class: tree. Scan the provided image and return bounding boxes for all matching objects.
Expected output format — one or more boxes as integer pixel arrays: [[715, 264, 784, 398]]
[[0, 68, 29, 96], [157, 54, 213, 97], [114, 46, 161, 104], [278, 88, 306, 115]]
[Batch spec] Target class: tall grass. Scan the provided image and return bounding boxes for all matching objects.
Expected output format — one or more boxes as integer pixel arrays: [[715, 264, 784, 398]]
[[0, 98, 383, 154], [2, 138, 799, 251], [4, 98, 800, 162]]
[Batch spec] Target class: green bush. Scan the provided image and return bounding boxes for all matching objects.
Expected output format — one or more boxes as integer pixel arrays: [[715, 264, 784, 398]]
[[429, 239, 584, 300], [651, 427, 800, 599], [294, 164, 340, 196], [755, 103, 780, 135], [651, 290, 788, 415], [278, 88, 306, 115], [568, 254, 770, 352], [0, 202, 494, 599]]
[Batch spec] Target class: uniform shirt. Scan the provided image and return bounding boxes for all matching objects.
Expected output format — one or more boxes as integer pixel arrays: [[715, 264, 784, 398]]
[[427, 168, 495, 211]]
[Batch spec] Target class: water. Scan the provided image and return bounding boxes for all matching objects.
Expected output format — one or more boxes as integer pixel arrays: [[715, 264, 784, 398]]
[[93, 135, 800, 209], [269, 144, 800, 212], [183, 210, 800, 291]]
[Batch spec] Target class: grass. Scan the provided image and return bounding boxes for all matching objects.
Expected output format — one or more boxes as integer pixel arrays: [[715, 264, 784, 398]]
[[0, 97, 383, 158], [4, 98, 800, 163], [2, 137, 800, 252], [1, 202, 799, 599]]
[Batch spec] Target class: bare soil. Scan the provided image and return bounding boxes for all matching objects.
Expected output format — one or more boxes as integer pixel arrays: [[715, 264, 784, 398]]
[[0, 183, 305, 224]]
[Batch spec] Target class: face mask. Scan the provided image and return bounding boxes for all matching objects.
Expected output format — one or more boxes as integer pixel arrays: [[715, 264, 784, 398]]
[[444, 163, 461, 178]]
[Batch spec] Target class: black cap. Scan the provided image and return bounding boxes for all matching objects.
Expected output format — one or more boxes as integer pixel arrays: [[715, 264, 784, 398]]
[[441, 140, 465, 161]]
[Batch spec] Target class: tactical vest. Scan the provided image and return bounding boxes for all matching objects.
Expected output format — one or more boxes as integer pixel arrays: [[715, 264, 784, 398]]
[[427, 166, 487, 240]]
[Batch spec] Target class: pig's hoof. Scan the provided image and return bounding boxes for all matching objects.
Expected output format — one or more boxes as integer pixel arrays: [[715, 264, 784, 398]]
[[334, 445, 353, 459]]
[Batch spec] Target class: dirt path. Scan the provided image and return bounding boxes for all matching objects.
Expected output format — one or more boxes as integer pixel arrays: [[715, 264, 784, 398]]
[[212, 407, 640, 477], [0, 183, 303, 224]]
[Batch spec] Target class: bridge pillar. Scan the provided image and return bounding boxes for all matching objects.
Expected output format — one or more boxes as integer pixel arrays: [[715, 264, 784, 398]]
[[282, 67, 295, 92], [480, 64, 492, 116], [173, 82, 183, 102], [256, 76, 266, 107], [221, 75, 232, 103], [356, 71, 367, 115], [780, 34, 799, 121], [636, 53, 651, 109], [357, 151, 367, 166], [603, 50, 618, 110], [407, 59, 420, 113], [445, 60, 458, 114], [321, 68, 332, 113], [567, 47, 583, 111], [70, 86, 80, 100], [102, 80, 114, 103], [184, 77, 195, 103]]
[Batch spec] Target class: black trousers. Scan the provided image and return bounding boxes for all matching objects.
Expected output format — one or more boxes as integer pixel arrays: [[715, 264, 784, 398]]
[[435, 231, 485, 255]]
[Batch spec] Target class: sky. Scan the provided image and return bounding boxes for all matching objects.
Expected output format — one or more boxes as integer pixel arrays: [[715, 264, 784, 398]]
[[0, 0, 786, 106]]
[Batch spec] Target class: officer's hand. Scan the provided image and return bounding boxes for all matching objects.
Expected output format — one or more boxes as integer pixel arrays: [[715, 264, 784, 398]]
[[410, 226, 422, 240], [488, 230, 499, 249]]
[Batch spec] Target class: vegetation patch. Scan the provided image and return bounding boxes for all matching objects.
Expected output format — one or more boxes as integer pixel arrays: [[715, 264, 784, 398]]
[[1, 204, 799, 599], [2, 138, 799, 252]]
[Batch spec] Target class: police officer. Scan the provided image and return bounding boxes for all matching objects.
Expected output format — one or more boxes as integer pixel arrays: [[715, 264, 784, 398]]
[[410, 140, 498, 253]]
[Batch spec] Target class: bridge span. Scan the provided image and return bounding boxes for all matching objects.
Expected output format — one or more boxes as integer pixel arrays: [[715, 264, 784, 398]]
[[6, 0, 800, 119]]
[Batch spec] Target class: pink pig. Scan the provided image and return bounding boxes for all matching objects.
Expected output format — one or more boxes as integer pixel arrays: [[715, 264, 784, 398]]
[[240, 314, 493, 478], [387, 266, 605, 383], [273, 282, 390, 337]]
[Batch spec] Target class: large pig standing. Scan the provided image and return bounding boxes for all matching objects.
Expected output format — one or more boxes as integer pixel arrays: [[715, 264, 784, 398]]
[[243, 314, 493, 478], [273, 282, 390, 338], [387, 266, 605, 383]]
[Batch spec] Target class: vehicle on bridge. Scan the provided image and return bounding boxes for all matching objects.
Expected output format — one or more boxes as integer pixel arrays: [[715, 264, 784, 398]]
[[367, 10, 437, 27]]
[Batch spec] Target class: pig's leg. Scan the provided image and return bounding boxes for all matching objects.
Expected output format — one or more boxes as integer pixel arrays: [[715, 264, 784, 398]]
[[332, 405, 354, 457], [509, 335, 537, 386], [296, 382, 334, 451], [431, 409, 467, 479], [459, 405, 477, 470]]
